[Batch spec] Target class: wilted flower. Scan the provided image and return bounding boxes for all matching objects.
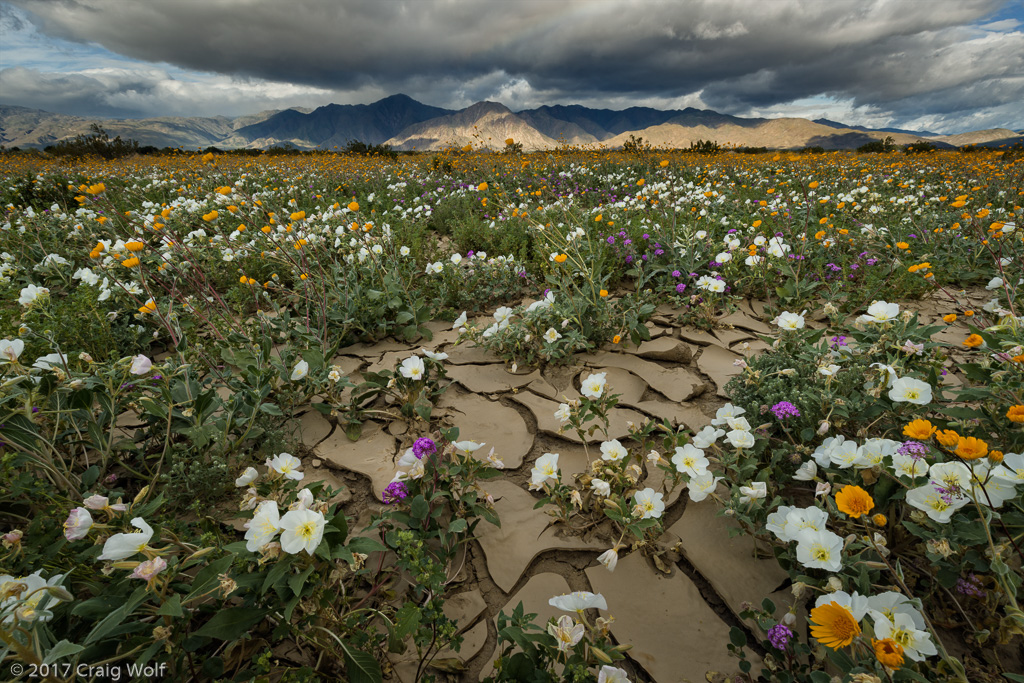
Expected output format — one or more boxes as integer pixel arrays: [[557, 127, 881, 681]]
[[597, 547, 619, 572], [129, 354, 152, 375], [0, 339, 24, 363], [548, 614, 585, 651], [63, 507, 93, 541], [130, 557, 167, 582]]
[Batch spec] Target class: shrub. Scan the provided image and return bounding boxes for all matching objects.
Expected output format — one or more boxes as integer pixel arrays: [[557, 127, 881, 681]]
[[44, 125, 139, 160]]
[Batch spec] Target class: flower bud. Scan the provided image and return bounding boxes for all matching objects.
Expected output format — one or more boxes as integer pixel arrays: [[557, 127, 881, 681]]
[[817, 420, 831, 435], [132, 486, 150, 506]]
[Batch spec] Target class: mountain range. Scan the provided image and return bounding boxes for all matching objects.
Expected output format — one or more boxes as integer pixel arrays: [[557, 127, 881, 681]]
[[2, 94, 1021, 152]]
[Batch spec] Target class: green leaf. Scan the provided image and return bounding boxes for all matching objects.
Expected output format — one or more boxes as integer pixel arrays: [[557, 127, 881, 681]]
[[194, 607, 269, 640], [414, 399, 432, 422], [729, 627, 747, 648], [288, 565, 315, 597], [388, 603, 422, 653], [261, 557, 292, 593], [327, 511, 348, 542], [447, 518, 468, 534], [184, 555, 234, 604], [338, 640, 383, 683], [84, 588, 148, 644], [157, 594, 183, 617], [410, 495, 429, 520], [347, 537, 387, 555], [43, 640, 85, 664], [345, 421, 363, 442], [258, 402, 283, 416]]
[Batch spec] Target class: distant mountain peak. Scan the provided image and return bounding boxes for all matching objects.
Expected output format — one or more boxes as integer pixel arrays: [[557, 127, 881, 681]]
[[0, 96, 1011, 151]]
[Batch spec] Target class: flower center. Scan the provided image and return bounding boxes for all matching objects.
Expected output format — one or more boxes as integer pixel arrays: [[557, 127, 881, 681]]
[[891, 627, 912, 647], [832, 616, 855, 639], [297, 522, 316, 541]]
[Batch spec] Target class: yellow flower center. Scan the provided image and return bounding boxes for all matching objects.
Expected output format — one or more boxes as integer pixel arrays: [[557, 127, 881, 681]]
[[296, 522, 316, 541], [891, 627, 912, 648]]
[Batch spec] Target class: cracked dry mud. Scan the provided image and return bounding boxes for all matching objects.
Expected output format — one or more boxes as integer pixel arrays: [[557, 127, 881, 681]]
[[279, 299, 975, 682]]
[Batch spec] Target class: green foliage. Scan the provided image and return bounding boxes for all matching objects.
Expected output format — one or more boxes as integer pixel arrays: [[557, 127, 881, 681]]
[[621, 134, 651, 154], [856, 135, 896, 153], [904, 141, 938, 154], [45, 124, 140, 160], [689, 139, 721, 154], [344, 139, 398, 158]]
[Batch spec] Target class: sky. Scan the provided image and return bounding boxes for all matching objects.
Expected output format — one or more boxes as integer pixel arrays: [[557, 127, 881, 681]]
[[1, 0, 1022, 134]]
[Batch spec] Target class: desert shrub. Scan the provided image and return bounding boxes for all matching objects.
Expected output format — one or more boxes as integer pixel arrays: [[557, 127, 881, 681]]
[[45, 125, 139, 160]]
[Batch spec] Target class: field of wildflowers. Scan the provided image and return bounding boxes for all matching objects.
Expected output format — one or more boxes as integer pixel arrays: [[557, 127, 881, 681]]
[[1, 144, 1021, 682]]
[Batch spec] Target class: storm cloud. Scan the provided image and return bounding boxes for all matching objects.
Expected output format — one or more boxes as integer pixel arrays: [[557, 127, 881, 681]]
[[3, 0, 1022, 132]]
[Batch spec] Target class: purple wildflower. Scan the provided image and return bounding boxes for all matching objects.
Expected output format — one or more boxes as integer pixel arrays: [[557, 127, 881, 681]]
[[675, 283, 687, 294], [771, 401, 801, 420], [413, 437, 437, 459], [767, 624, 792, 650], [956, 574, 986, 598], [899, 440, 929, 460], [383, 481, 409, 505]]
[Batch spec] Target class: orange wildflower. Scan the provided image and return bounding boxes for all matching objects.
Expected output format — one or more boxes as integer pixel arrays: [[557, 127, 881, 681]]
[[935, 429, 960, 447], [809, 602, 860, 649], [903, 419, 936, 440], [835, 485, 874, 519], [963, 334, 984, 348], [872, 638, 904, 668], [1007, 405, 1024, 423], [955, 436, 988, 460]]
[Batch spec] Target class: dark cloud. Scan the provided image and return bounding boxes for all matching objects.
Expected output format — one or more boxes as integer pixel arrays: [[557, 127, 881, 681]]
[[3, 0, 1023, 132]]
